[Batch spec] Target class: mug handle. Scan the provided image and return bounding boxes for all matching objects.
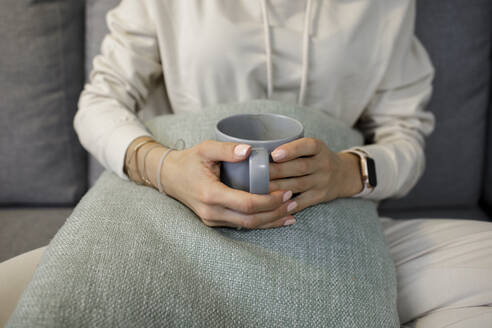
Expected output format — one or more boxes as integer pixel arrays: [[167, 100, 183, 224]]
[[249, 148, 270, 194]]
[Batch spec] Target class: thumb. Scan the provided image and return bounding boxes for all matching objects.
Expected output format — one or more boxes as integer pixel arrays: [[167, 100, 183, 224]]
[[199, 140, 251, 162]]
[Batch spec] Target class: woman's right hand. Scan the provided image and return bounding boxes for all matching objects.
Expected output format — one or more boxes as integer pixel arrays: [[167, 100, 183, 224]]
[[159, 140, 298, 230]]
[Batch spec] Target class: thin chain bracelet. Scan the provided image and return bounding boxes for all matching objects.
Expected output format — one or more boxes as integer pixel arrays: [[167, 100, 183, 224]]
[[140, 144, 161, 186]]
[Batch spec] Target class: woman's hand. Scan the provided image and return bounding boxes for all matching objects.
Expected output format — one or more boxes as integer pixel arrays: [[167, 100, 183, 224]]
[[269, 138, 363, 214], [157, 140, 298, 230]]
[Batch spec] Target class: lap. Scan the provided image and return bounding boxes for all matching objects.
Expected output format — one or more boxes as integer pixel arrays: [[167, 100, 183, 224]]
[[0, 246, 46, 327], [380, 217, 492, 327], [403, 307, 492, 328]]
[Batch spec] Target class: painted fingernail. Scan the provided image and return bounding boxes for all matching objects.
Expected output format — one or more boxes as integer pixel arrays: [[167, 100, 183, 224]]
[[282, 190, 293, 202], [271, 149, 286, 161], [287, 201, 298, 212], [234, 144, 250, 157], [284, 218, 296, 226]]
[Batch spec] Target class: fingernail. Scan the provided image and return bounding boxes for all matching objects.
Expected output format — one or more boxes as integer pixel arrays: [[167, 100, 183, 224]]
[[271, 149, 286, 161], [282, 190, 293, 202], [234, 144, 250, 157], [287, 201, 298, 212], [284, 218, 296, 226]]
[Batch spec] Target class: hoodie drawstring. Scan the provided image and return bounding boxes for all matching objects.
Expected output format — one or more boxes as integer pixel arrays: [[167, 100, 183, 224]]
[[259, 0, 274, 99], [259, 0, 313, 106]]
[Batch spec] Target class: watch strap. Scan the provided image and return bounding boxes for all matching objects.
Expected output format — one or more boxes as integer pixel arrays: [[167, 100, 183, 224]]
[[340, 148, 375, 198]]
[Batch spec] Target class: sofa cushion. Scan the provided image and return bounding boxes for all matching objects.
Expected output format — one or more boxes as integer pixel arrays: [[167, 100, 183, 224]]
[[0, 0, 86, 205], [380, 0, 492, 212], [379, 206, 490, 222], [485, 92, 492, 214], [0, 208, 72, 262]]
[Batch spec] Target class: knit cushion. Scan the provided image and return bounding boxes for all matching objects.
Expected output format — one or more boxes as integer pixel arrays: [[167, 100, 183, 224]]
[[7, 100, 399, 327]]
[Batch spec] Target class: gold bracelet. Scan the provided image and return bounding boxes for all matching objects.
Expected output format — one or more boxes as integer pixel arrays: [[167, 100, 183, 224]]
[[126, 139, 155, 183], [126, 139, 154, 168]]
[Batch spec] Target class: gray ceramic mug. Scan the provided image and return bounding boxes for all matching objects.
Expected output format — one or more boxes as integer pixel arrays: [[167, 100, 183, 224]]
[[215, 113, 304, 194]]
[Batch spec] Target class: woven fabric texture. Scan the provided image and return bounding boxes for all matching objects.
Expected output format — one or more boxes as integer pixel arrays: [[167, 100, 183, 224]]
[[8, 100, 398, 327]]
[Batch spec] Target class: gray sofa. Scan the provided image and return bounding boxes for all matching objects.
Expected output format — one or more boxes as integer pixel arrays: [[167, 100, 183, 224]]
[[0, 0, 491, 263]]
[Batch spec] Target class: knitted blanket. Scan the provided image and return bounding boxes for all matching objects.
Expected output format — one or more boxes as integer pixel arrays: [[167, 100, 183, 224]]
[[8, 100, 399, 327]]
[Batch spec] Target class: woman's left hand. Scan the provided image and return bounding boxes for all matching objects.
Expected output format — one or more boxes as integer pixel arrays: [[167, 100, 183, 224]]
[[268, 138, 364, 215]]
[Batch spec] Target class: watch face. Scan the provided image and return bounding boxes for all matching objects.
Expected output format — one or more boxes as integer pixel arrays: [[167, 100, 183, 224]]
[[366, 157, 377, 187]]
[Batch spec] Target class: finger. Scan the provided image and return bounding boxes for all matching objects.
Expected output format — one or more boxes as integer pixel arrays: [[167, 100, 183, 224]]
[[196, 205, 243, 228], [285, 189, 325, 215], [269, 175, 315, 194], [204, 181, 293, 214], [207, 199, 298, 229], [198, 139, 252, 162], [256, 215, 296, 229], [200, 218, 239, 229], [204, 216, 294, 230], [271, 138, 322, 162], [270, 157, 316, 180]]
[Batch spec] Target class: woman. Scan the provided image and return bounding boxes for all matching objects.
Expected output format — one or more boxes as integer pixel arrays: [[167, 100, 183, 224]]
[[77, 0, 435, 229], [1, 0, 491, 326]]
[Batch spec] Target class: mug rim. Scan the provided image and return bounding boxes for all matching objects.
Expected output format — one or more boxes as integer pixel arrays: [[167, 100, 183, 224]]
[[215, 113, 304, 144]]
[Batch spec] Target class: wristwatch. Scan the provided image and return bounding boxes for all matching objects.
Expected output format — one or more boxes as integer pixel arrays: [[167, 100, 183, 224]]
[[341, 148, 377, 197]]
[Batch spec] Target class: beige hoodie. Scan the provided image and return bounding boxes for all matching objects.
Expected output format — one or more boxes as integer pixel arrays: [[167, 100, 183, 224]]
[[75, 0, 435, 201]]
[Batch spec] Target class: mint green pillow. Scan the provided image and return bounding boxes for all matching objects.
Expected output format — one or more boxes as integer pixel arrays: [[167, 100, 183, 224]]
[[8, 100, 399, 327]]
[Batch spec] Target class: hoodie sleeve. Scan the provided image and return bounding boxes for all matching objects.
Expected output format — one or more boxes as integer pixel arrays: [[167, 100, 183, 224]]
[[74, 0, 161, 179], [344, 1, 436, 201]]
